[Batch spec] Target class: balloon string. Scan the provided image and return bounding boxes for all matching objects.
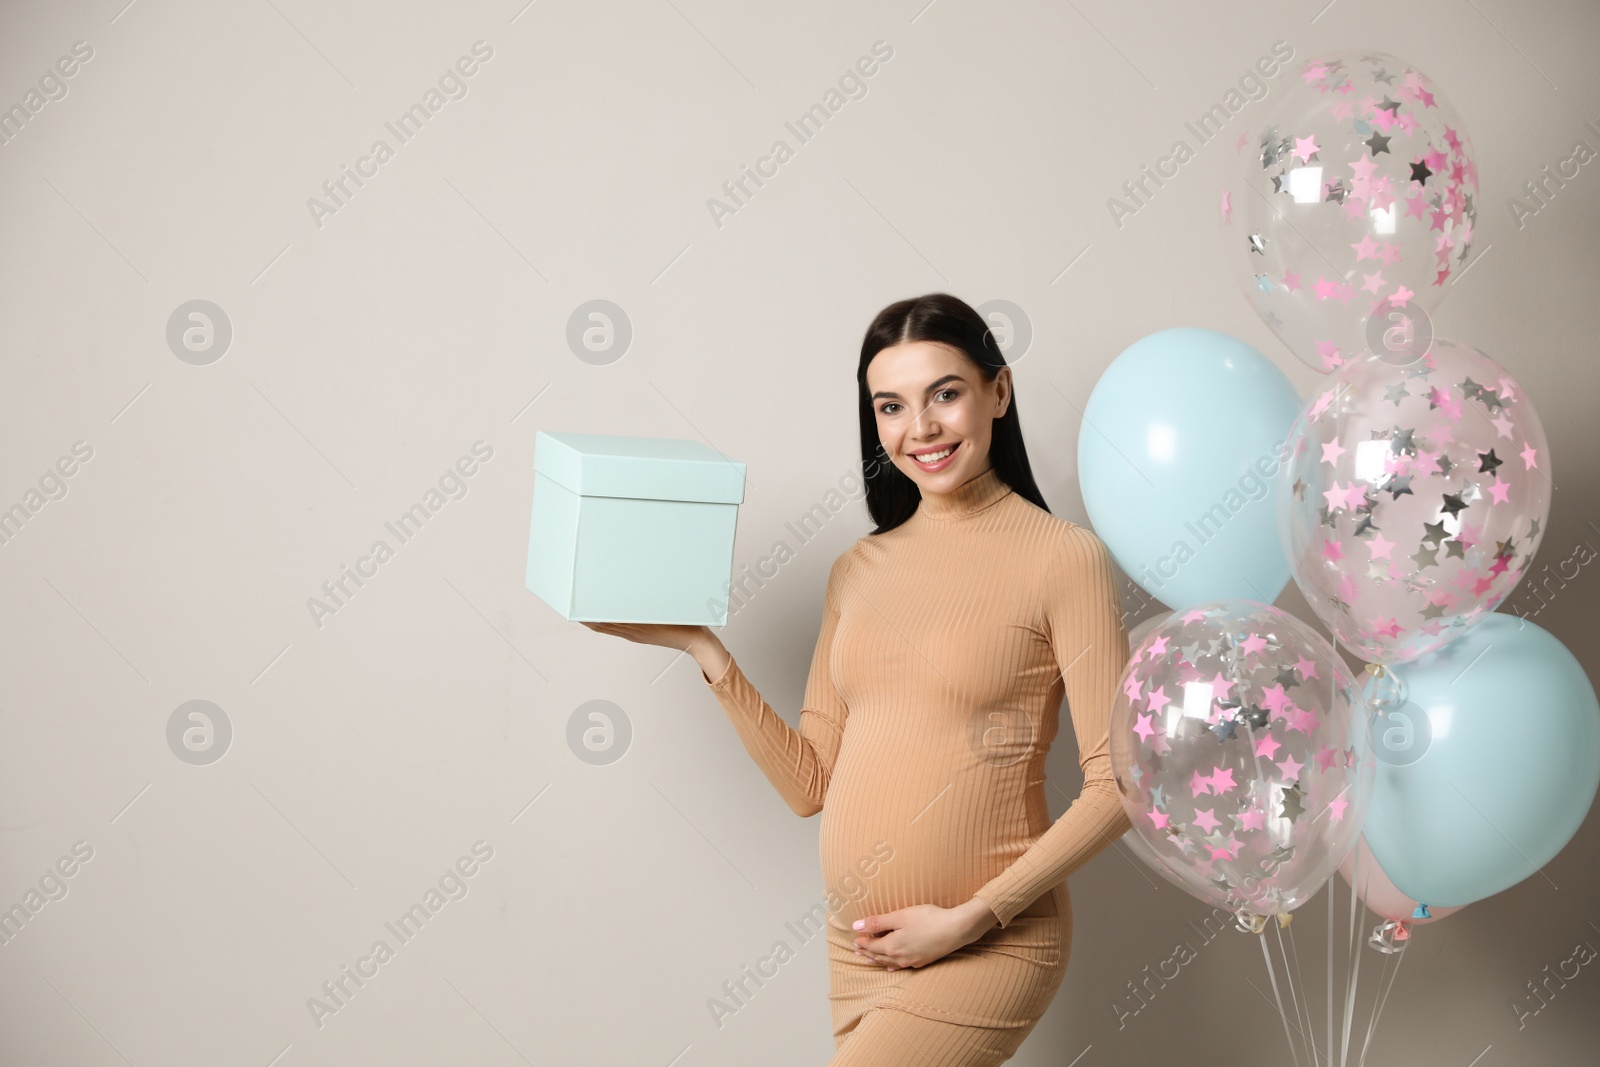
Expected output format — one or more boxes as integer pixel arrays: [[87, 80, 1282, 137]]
[[1354, 938, 1395, 1067], [1326, 875, 1335, 1067], [1291, 915, 1324, 1064], [1358, 934, 1408, 1066], [1279, 916, 1320, 1066], [1340, 839, 1363, 1067], [1260, 930, 1306, 1067], [1272, 920, 1305, 1065]]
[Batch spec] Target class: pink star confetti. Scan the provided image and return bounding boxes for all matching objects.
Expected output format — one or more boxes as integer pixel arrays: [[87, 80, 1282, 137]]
[[1256, 734, 1281, 759], [1520, 441, 1539, 470], [1241, 632, 1268, 656], [1221, 190, 1231, 221], [1147, 809, 1171, 829], [1134, 713, 1156, 742], [1208, 839, 1242, 862], [1276, 754, 1304, 779], [1192, 808, 1221, 833], [1294, 135, 1320, 162], [1146, 685, 1171, 713]]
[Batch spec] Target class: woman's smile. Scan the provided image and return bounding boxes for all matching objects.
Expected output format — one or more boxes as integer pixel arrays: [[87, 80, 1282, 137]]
[[909, 441, 961, 471]]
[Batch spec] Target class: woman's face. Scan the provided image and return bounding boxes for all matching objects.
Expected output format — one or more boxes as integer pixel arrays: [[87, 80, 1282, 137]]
[[866, 340, 1011, 494]]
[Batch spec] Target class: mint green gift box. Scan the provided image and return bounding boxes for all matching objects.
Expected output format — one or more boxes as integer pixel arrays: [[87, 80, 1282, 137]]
[[526, 431, 746, 624]]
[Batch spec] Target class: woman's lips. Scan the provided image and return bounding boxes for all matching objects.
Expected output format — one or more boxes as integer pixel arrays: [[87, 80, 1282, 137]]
[[910, 441, 960, 471]]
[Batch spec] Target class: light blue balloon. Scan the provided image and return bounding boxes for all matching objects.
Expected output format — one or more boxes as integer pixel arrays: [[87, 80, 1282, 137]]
[[1077, 327, 1302, 612], [1363, 614, 1600, 908]]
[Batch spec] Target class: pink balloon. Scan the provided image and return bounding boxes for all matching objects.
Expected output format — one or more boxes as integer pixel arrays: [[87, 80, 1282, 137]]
[[1338, 833, 1463, 925]]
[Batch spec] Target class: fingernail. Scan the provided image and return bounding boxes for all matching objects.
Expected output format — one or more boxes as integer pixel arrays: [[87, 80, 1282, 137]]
[[852, 920, 864, 930]]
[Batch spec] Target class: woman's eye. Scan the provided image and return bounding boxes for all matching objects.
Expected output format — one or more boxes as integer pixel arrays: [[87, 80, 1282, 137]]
[[880, 402, 900, 415], [937, 389, 959, 402]]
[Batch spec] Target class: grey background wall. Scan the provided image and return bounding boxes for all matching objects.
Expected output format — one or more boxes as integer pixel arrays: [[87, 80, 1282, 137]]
[[1, 0, 1596, 1064]]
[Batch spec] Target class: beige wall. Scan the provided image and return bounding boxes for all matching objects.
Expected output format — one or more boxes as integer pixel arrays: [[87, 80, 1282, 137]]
[[0, 0, 1595, 1063]]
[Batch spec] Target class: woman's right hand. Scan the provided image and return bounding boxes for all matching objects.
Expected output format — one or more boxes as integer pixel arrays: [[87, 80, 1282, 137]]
[[579, 621, 706, 652], [580, 622, 731, 682]]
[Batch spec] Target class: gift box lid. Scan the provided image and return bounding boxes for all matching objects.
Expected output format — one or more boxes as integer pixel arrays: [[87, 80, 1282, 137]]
[[534, 431, 746, 504]]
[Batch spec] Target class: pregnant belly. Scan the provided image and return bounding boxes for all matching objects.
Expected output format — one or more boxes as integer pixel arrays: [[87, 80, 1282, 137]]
[[816, 773, 1034, 932]]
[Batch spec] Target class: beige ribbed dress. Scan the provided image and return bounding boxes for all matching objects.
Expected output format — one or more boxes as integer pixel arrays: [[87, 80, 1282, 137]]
[[700, 465, 1132, 1063]]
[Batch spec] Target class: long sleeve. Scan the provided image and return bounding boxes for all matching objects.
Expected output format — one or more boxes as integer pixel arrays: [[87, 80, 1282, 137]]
[[699, 551, 852, 817], [973, 524, 1133, 928]]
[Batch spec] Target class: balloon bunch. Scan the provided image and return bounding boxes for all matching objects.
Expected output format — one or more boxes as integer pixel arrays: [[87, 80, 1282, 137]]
[[1079, 50, 1600, 949]]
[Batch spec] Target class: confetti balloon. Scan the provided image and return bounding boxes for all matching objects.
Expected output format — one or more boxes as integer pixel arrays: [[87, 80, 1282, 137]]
[[1109, 600, 1375, 924], [1222, 49, 1479, 373], [1280, 340, 1551, 664]]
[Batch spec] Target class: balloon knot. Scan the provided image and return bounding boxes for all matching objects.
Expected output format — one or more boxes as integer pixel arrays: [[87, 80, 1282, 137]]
[[1412, 903, 1430, 919]]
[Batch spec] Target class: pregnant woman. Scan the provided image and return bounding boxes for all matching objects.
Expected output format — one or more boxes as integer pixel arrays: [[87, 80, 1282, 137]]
[[584, 292, 1132, 1065]]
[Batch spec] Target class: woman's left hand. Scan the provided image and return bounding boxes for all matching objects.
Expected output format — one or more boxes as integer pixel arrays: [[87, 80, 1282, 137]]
[[851, 898, 998, 971]]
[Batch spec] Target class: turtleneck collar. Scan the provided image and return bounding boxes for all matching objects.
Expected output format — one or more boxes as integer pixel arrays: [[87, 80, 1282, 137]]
[[915, 464, 1013, 521]]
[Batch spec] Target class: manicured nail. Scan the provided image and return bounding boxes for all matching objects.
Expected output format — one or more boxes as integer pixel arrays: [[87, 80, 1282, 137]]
[[852, 920, 864, 930]]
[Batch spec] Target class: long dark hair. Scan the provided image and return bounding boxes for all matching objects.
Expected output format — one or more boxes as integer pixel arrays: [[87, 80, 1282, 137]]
[[856, 293, 1050, 533]]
